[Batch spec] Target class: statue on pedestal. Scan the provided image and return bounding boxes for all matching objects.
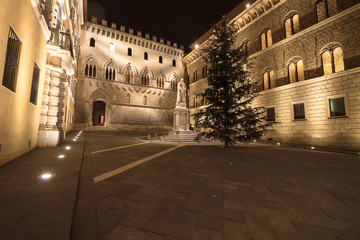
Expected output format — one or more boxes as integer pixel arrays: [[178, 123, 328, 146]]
[[176, 78, 186, 108]]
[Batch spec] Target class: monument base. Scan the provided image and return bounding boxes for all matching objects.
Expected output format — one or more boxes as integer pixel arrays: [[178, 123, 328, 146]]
[[163, 107, 197, 142]]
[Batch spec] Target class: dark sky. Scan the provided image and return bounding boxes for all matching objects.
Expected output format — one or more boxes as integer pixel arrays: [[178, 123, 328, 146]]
[[87, 0, 244, 53]]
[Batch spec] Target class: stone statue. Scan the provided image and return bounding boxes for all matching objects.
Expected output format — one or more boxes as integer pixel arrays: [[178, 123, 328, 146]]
[[176, 78, 186, 107]]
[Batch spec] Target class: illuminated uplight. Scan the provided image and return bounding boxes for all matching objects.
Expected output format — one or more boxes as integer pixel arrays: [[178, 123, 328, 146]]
[[311, 147, 315, 150], [66, 146, 71, 150], [73, 139, 77, 142], [58, 155, 65, 159], [277, 143, 281, 146], [253, 140, 257, 143], [195, 44, 199, 49], [41, 173, 53, 180], [246, 3, 250, 8]]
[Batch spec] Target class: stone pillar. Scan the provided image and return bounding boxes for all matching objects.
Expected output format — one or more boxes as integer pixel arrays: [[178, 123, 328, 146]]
[[38, 67, 51, 148], [46, 68, 62, 146], [57, 74, 67, 142]]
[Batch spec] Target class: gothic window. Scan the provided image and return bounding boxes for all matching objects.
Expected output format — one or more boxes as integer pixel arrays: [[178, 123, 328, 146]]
[[90, 38, 95, 47], [125, 65, 134, 83], [85, 58, 96, 77], [128, 48, 132, 56], [144, 52, 148, 60], [193, 70, 198, 83], [263, 70, 275, 90], [157, 73, 165, 88], [316, 0, 338, 22], [321, 46, 344, 76], [170, 76, 177, 90], [126, 93, 130, 103], [260, 29, 272, 50], [172, 59, 176, 67], [288, 59, 305, 83], [2, 27, 21, 92], [30, 63, 40, 105], [159, 56, 163, 64], [105, 62, 116, 80], [285, 14, 300, 38], [141, 69, 150, 86]]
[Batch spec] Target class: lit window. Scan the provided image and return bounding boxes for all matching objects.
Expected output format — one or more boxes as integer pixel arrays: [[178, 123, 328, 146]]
[[329, 97, 346, 117], [316, 0, 337, 22], [109, 43, 115, 52], [30, 63, 40, 105], [263, 70, 274, 90], [267, 107, 275, 121], [260, 29, 272, 50], [293, 103, 305, 120], [288, 59, 305, 83], [2, 27, 21, 92], [285, 14, 300, 38], [322, 47, 344, 75]]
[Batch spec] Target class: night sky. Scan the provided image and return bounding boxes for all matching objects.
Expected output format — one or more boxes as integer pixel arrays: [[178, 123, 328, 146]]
[[87, 0, 244, 53]]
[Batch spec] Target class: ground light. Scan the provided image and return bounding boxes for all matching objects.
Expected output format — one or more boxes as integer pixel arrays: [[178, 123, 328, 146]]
[[58, 155, 65, 159], [40, 173, 53, 180], [73, 139, 77, 142], [253, 140, 257, 143], [311, 147, 315, 150], [277, 143, 281, 145], [66, 146, 71, 150]]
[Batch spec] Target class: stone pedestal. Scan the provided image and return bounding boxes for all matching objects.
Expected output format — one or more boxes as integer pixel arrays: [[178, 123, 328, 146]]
[[164, 107, 196, 142]]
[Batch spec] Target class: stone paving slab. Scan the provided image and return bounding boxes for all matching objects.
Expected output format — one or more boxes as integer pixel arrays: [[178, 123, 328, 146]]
[[0, 131, 360, 239]]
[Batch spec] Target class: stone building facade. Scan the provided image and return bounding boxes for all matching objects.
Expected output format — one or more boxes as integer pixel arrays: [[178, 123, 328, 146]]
[[74, 17, 184, 131], [184, 0, 360, 151], [0, 0, 84, 165]]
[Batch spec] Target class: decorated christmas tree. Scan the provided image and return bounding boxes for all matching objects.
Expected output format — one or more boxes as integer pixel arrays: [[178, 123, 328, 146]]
[[193, 16, 275, 150]]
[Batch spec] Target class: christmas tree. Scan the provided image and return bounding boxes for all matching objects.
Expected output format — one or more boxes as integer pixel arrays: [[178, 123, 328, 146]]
[[193, 16, 275, 150]]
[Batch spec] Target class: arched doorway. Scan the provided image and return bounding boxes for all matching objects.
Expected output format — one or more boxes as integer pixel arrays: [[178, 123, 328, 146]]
[[92, 101, 106, 126]]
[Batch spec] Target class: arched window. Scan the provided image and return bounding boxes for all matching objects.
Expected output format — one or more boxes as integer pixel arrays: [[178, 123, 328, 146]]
[[90, 38, 95, 47], [194, 96, 197, 108], [288, 59, 305, 83], [141, 69, 150, 86], [159, 97, 162, 106], [260, 29, 272, 50], [85, 58, 96, 77], [126, 93, 130, 104], [105, 62, 116, 80], [172, 59, 176, 67], [285, 14, 300, 38], [202, 65, 208, 79], [144, 52, 148, 60], [241, 40, 251, 56], [316, 0, 337, 22], [322, 46, 344, 75], [128, 48, 132, 56], [125, 65, 134, 83], [159, 56, 163, 64], [263, 70, 275, 90], [143, 96, 147, 105], [157, 75, 164, 88]]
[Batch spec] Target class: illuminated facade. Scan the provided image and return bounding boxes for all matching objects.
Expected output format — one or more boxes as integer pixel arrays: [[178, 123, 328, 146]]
[[74, 17, 184, 131], [184, 0, 360, 151], [0, 0, 84, 165]]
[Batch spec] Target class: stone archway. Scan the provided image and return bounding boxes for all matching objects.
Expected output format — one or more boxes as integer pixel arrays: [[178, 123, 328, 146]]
[[92, 101, 106, 126]]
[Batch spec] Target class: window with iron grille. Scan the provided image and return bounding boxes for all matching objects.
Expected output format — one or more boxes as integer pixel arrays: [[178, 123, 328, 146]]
[[30, 63, 40, 105], [2, 27, 22, 92]]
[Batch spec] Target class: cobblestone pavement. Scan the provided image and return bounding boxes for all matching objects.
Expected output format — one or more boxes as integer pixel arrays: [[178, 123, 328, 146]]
[[1, 131, 360, 239]]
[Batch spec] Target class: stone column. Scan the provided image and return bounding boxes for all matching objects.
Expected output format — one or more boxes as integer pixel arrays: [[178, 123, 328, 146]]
[[46, 68, 62, 147], [38, 67, 51, 148]]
